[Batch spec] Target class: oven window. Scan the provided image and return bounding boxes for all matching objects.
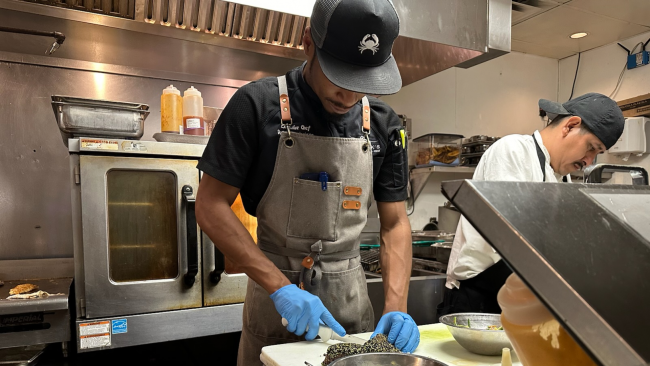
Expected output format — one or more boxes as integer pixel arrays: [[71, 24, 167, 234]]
[[107, 170, 179, 282]]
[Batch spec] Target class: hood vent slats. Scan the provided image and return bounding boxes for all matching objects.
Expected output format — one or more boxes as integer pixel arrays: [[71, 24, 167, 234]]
[[17, 0, 135, 18], [140, 0, 307, 49]]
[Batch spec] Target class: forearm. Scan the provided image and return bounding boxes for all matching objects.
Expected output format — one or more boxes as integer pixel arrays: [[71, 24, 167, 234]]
[[378, 202, 412, 313], [196, 185, 290, 295]]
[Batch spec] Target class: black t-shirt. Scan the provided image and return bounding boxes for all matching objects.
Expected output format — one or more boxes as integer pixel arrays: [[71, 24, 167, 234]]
[[198, 64, 408, 217]]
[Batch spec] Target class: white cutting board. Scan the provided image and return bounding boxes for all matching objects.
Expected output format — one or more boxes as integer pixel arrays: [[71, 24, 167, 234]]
[[261, 323, 522, 366]]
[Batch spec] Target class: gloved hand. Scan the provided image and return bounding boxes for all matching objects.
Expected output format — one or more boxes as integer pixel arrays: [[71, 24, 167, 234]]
[[270, 284, 345, 341], [371, 311, 420, 353]]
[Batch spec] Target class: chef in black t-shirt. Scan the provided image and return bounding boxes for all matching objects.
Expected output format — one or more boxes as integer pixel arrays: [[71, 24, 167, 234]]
[[196, 1, 419, 364]]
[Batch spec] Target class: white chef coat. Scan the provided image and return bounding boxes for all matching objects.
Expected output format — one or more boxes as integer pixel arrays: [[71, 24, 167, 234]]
[[445, 131, 564, 290]]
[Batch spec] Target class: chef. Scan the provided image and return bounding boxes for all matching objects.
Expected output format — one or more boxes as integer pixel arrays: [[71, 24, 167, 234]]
[[438, 93, 625, 317], [195, 0, 420, 364]]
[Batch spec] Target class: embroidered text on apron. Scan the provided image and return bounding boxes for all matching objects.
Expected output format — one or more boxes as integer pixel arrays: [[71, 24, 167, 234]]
[[237, 75, 375, 365]]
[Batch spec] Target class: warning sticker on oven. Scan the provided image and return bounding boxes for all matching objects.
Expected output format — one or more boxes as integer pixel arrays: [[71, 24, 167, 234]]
[[79, 321, 111, 349], [81, 139, 119, 151]]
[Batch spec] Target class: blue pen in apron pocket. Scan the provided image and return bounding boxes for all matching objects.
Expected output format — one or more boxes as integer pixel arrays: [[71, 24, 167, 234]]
[[299, 171, 329, 191]]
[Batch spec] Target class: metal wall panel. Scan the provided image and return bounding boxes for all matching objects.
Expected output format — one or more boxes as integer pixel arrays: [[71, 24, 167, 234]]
[[0, 62, 241, 260]]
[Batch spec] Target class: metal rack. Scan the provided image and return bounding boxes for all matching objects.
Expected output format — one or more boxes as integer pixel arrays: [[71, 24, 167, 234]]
[[410, 166, 475, 202]]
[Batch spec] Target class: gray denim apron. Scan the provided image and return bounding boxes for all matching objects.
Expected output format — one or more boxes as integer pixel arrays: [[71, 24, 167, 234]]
[[237, 75, 374, 365]]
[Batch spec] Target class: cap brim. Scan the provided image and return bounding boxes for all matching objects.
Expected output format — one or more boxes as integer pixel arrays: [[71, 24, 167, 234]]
[[315, 47, 402, 95], [539, 99, 570, 116]]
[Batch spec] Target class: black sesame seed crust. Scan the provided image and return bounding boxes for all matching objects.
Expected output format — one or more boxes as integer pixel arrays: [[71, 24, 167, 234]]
[[321, 334, 400, 365]]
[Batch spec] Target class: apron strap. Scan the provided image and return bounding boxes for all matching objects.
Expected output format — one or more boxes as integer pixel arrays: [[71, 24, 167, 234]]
[[361, 96, 370, 132], [258, 240, 360, 262], [532, 134, 546, 182], [278, 75, 370, 134], [277, 75, 292, 123]]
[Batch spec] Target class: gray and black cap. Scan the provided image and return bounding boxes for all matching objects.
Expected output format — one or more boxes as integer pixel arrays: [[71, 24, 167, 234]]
[[310, 0, 402, 95], [539, 93, 625, 149]]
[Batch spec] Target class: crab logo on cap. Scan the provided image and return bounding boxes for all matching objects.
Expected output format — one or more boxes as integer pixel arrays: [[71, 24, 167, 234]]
[[359, 34, 380, 55]]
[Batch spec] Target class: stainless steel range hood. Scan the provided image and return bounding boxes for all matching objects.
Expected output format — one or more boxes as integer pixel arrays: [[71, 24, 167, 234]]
[[0, 0, 509, 88]]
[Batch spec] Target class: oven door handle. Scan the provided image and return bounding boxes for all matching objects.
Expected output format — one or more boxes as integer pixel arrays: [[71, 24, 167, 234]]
[[182, 185, 199, 287], [210, 245, 225, 285]]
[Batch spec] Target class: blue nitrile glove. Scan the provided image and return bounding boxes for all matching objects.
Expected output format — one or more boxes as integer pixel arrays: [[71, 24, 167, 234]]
[[270, 284, 346, 341], [372, 312, 420, 353]]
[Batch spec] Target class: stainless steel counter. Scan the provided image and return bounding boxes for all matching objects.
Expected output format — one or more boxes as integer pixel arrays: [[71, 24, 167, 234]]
[[367, 274, 446, 327], [0, 277, 72, 350], [0, 278, 71, 315]]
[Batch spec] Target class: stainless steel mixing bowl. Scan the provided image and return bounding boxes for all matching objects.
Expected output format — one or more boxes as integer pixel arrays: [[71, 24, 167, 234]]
[[439, 313, 512, 356], [328, 352, 449, 366]]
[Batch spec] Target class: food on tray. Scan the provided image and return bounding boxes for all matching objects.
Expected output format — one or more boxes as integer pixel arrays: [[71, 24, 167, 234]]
[[321, 334, 399, 365], [487, 325, 504, 331], [416, 145, 460, 165], [433, 145, 460, 164], [7, 290, 65, 300], [9, 283, 38, 295]]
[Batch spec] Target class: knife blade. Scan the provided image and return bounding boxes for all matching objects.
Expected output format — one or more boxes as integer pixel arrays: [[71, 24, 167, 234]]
[[328, 332, 367, 345], [281, 318, 367, 344]]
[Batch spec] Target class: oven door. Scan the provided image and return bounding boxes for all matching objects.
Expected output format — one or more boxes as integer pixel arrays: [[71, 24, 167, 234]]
[[202, 232, 248, 306], [80, 155, 202, 318]]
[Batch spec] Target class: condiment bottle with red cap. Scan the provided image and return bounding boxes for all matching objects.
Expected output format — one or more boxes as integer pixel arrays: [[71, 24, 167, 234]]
[[183, 86, 204, 136]]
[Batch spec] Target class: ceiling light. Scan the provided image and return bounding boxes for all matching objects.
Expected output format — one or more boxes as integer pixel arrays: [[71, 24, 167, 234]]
[[570, 32, 588, 39], [228, 0, 315, 17]]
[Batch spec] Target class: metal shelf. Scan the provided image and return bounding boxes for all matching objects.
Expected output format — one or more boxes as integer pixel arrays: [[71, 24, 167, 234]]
[[410, 166, 475, 201], [412, 166, 476, 175]]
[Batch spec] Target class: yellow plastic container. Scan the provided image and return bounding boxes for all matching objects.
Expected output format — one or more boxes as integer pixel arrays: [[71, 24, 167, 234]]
[[160, 85, 182, 133], [497, 274, 597, 366]]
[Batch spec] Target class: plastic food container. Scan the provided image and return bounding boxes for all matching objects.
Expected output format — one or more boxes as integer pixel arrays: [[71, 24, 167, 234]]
[[413, 133, 463, 167], [203, 106, 223, 137], [497, 274, 597, 366]]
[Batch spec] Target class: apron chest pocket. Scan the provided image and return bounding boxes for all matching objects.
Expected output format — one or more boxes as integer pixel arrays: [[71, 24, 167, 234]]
[[287, 178, 341, 241]]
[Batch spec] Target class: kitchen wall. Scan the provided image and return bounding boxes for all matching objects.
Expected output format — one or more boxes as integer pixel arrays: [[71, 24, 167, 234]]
[[559, 30, 650, 174], [382, 52, 559, 230], [0, 62, 245, 260]]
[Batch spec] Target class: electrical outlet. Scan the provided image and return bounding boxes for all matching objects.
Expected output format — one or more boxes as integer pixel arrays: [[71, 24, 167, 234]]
[[627, 51, 650, 70]]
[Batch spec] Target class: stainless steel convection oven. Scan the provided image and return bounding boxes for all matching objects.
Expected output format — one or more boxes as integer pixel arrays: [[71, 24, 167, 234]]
[[68, 138, 247, 352]]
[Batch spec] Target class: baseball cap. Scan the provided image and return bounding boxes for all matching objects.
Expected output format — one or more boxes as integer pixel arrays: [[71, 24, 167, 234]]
[[539, 93, 625, 149], [310, 0, 402, 95]]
